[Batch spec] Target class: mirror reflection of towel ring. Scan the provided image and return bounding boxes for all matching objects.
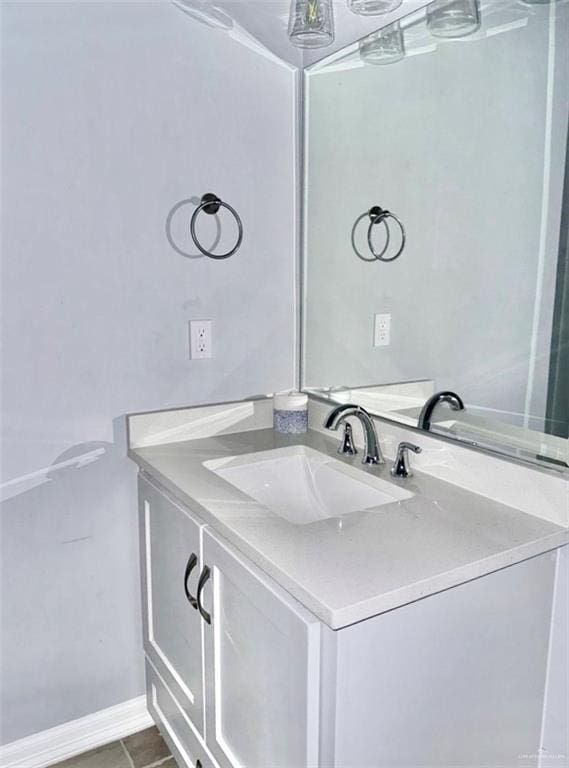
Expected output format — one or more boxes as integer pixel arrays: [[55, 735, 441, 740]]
[[351, 209, 390, 262], [367, 207, 406, 263], [190, 193, 243, 260]]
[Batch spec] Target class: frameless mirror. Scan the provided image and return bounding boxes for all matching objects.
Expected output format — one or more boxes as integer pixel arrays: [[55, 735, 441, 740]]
[[302, 0, 569, 471]]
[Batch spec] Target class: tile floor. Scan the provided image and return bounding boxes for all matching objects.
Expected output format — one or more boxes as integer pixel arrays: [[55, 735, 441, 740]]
[[53, 728, 176, 768]]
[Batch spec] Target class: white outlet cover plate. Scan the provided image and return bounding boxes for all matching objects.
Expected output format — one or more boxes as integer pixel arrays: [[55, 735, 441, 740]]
[[374, 313, 391, 347], [189, 320, 213, 359]]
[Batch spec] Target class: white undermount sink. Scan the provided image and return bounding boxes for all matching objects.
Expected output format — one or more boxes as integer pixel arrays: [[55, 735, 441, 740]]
[[203, 445, 413, 525]]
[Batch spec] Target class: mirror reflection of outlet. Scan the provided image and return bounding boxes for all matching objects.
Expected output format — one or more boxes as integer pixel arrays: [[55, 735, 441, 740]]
[[374, 313, 391, 347], [189, 320, 213, 359]]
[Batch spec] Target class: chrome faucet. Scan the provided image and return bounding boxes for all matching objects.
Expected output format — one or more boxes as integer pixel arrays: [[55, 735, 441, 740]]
[[337, 421, 358, 456], [324, 404, 385, 465], [390, 441, 422, 479], [418, 390, 465, 432]]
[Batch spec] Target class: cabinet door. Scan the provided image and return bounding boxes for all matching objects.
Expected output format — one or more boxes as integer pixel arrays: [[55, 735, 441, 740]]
[[201, 528, 321, 768], [139, 474, 205, 733], [146, 659, 219, 768]]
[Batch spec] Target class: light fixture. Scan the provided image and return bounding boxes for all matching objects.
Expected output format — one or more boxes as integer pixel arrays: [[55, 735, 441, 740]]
[[288, 0, 334, 48], [359, 21, 405, 64], [426, 0, 480, 38], [348, 0, 402, 16]]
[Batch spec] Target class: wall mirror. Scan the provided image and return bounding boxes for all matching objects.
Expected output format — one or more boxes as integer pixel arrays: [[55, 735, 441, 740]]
[[301, 0, 569, 472]]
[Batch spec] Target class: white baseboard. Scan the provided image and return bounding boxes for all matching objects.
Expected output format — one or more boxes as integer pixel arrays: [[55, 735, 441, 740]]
[[0, 696, 154, 768]]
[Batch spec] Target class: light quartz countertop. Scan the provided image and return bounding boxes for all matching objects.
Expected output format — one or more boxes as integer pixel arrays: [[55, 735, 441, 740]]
[[129, 428, 568, 629]]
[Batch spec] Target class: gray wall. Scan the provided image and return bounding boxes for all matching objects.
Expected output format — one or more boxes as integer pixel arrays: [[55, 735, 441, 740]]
[[304, 2, 569, 429], [0, 1, 296, 744]]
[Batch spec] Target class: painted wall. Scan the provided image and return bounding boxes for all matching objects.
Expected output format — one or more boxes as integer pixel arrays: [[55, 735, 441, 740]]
[[304, 2, 569, 430], [0, 0, 296, 744]]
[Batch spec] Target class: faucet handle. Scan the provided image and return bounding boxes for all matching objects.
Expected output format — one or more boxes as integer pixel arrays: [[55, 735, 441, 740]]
[[390, 441, 422, 479], [338, 422, 358, 456]]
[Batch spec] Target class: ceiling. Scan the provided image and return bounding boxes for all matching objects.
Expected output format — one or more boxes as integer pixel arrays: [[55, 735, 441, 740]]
[[170, 0, 432, 68]]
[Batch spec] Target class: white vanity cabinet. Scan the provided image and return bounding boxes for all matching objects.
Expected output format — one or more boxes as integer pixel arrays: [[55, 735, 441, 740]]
[[146, 660, 216, 768], [139, 471, 561, 768], [201, 528, 321, 768], [138, 473, 321, 768], [318, 550, 556, 767], [139, 474, 206, 732]]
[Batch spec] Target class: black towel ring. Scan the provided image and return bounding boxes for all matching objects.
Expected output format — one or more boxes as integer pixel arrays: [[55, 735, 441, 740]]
[[367, 206, 406, 263], [190, 193, 243, 260], [351, 204, 406, 263], [351, 208, 391, 262]]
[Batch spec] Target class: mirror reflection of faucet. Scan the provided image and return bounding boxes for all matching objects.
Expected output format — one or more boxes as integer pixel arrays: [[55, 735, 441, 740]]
[[418, 391, 465, 432]]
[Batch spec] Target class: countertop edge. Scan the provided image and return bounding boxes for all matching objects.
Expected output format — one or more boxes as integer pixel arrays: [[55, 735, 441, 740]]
[[327, 532, 569, 628], [129, 449, 569, 630]]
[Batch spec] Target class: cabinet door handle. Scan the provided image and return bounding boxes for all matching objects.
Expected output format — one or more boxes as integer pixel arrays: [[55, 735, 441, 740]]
[[197, 565, 212, 624], [183, 553, 199, 610]]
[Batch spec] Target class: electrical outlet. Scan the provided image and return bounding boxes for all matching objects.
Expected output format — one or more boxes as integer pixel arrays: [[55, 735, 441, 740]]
[[374, 313, 391, 347], [189, 320, 213, 359]]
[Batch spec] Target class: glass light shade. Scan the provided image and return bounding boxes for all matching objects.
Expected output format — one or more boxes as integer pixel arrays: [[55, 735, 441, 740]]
[[348, 0, 402, 16], [426, 0, 480, 38], [288, 0, 334, 48], [359, 21, 405, 64]]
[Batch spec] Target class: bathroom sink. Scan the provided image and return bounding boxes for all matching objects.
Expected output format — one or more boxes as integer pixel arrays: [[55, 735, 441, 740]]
[[203, 445, 413, 525]]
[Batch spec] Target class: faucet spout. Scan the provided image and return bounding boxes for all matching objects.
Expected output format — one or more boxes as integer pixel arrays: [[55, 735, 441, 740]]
[[417, 390, 465, 432], [324, 404, 385, 465]]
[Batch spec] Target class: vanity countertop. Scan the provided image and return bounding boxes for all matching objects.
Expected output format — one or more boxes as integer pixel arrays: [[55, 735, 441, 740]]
[[129, 428, 568, 629]]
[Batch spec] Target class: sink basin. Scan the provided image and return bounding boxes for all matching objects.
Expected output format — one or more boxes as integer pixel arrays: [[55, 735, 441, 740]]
[[203, 446, 413, 525]]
